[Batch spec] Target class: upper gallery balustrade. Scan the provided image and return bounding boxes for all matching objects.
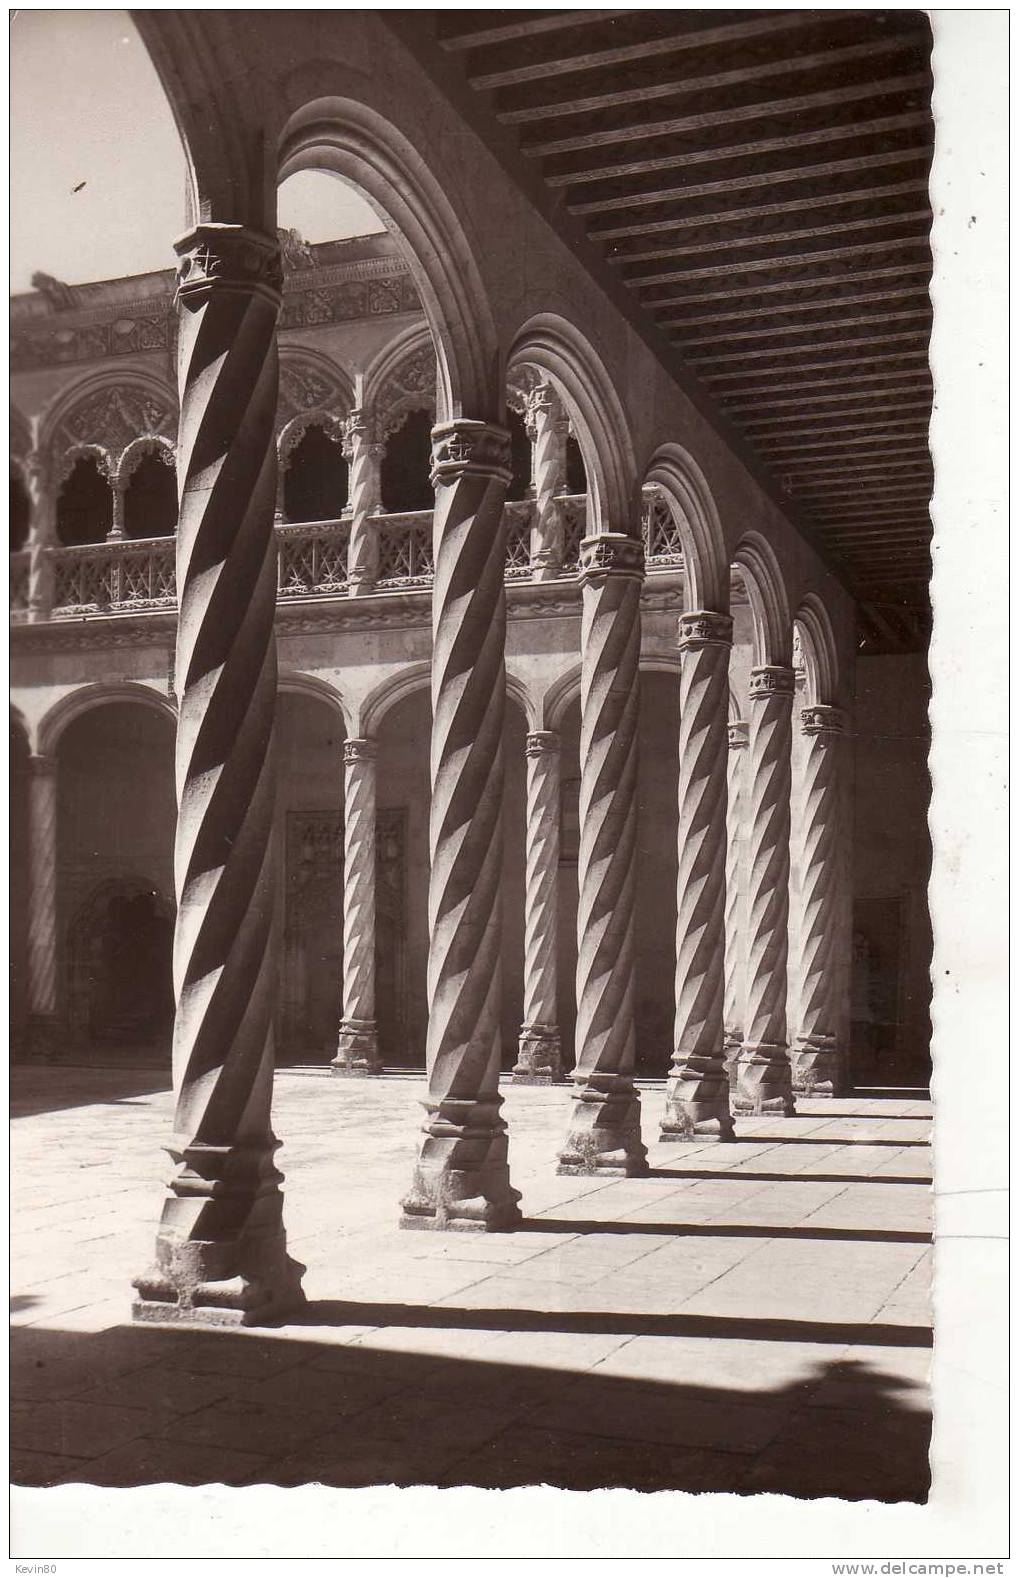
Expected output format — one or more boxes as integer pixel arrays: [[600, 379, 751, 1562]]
[[9, 491, 683, 622]]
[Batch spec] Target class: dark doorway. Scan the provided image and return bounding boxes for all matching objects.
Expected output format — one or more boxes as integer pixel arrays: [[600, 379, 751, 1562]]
[[67, 882, 174, 1051]]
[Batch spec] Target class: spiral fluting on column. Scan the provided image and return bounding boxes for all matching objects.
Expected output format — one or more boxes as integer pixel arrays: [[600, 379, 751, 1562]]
[[343, 407, 382, 594], [734, 664, 797, 1116], [401, 418, 522, 1231], [723, 720, 748, 1080], [26, 755, 58, 1057], [512, 730, 562, 1084], [333, 737, 381, 1076], [661, 612, 735, 1140], [791, 705, 847, 1095], [133, 224, 305, 1326], [557, 532, 648, 1176], [26, 452, 55, 624], [525, 383, 568, 579]]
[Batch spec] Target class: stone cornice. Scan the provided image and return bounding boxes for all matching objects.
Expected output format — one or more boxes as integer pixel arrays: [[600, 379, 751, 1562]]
[[10, 572, 695, 651]]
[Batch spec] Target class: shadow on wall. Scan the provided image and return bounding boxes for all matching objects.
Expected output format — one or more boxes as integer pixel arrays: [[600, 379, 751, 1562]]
[[11, 1317, 931, 1498]]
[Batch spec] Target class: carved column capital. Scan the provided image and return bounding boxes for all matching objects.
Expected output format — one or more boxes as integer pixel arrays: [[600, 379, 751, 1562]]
[[727, 720, 749, 751], [342, 406, 381, 458], [525, 730, 560, 758], [175, 223, 284, 305], [578, 532, 645, 584], [677, 609, 733, 650], [800, 704, 848, 738], [343, 736, 378, 765], [748, 664, 796, 701], [523, 381, 562, 439], [430, 419, 512, 487]]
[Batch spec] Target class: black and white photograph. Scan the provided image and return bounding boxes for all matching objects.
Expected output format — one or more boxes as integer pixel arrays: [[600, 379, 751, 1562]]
[[8, 5, 1007, 1564]]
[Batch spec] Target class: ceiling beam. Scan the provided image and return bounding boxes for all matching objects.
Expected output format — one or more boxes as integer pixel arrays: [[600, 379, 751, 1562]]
[[658, 264, 932, 312], [568, 138, 931, 214], [439, 13, 631, 53], [685, 329, 929, 367], [525, 73, 929, 160], [642, 239, 930, 296], [669, 286, 932, 334], [679, 310, 931, 350], [620, 211, 932, 279], [467, 12, 846, 89], [718, 365, 933, 403], [555, 112, 927, 193], [603, 180, 933, 257], [742, 401, 932, 433], [701, 349, 931, 386], [497, 33, 919, 125]]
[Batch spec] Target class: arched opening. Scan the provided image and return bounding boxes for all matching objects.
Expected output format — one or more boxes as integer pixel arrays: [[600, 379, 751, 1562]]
[[380, 407, 433, 514], [10, 722, 30, 1040], [10, 472, 30, 551], [274, 689, 346, 1062], [282, 423, 349, 523], [123, 449, 177, 539], [56, 454, 113, 545], [56, 702, 176, 1058], [565, 432, 587, 496], [506, 407, 532, 502]]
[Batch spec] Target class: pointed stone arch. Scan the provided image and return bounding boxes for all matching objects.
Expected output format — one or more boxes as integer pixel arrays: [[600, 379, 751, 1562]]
[[731, 531, 793, 667]]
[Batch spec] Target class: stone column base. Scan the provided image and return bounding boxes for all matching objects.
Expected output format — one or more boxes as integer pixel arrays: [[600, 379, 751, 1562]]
[[133, 1222, 306, 1328], [732, 1043, 796, 1116], [792, 1034, 842, 1097], [557, 1080, 648, 1176], [511, 1024, 562, 1085], [331, 1019, 383, 1076], [400, 1122, 522, 1232], [660, 1060, 735, 1142]]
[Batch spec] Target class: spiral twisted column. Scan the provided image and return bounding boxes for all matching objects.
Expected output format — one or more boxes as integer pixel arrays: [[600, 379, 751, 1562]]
[[133, 224, 305, 1326], [557, 533, 648, 1176], [26, 452, 55, 624], [332, 738, 382, 1076], [734, 664, 797, 1116], [401, 418, 522, 1231], [525, 382, 569, 579], [661, 612, 735, 1141], [343, 407, 383, 595], [723, 720, 749, 1082], [512, 730, 563, 1084], [791, 705, 848, 1096], [26, 755, 58, 1059]]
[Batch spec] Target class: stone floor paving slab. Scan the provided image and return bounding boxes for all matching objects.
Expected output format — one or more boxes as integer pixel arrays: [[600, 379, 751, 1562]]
[[10, 1068, 932, 1498]]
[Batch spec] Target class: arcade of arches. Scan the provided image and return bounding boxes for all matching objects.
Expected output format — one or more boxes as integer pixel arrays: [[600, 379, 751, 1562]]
[[9, 10, 935, 1335]]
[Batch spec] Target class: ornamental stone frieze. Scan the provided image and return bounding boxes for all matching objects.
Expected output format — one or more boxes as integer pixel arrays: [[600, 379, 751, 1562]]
[[374, 345, 438, 444]]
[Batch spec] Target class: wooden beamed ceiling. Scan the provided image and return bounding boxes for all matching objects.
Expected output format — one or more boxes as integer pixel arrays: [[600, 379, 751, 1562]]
[[433, 8, 934, 647]]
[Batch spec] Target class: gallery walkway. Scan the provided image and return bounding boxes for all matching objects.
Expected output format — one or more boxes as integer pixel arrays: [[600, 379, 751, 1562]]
[[11, 1068, 932, 1499]]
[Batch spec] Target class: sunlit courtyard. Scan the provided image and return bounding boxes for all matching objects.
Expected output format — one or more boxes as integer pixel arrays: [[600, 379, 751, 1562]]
[[12, 1067, 931, 1498]]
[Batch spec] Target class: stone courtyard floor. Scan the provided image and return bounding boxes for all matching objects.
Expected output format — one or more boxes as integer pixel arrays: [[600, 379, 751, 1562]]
[[10, 1067, 933, 1499]]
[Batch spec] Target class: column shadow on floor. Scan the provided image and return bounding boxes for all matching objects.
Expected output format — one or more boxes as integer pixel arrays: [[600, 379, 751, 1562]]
[[517, 1219, 932, 1244], [649, 1168, 932, 1185], [11, 1320, 931, 1500]]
